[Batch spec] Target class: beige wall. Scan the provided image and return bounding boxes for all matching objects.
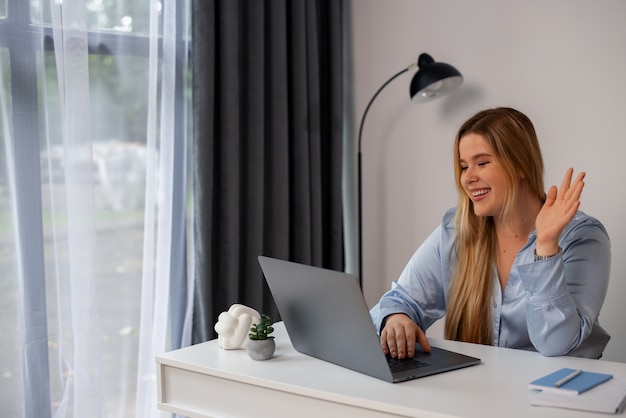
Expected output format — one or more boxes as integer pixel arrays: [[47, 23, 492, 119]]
[[349, 0, 626, 362]]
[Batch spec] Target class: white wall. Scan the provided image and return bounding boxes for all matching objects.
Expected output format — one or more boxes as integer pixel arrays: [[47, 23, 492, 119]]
[[350, 0, 626, 363]]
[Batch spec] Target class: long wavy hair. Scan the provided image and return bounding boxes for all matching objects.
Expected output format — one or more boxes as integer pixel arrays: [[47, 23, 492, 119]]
[[444, 107, 546, 344]]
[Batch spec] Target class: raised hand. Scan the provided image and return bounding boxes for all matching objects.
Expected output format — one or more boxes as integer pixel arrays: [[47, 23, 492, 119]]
[[534, 168, 585, 256]]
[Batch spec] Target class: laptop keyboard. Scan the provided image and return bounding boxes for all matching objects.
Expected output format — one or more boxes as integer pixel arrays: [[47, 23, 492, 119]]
[[386, 356, 429, 373]]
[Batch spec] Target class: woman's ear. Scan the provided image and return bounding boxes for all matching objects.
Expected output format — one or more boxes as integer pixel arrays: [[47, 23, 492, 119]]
[[519, 169, 527, 180]]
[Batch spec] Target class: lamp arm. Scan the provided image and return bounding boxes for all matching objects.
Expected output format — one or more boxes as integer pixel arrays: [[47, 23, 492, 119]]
[[357, 62, 416, 288], [357, 63, 416, 153]]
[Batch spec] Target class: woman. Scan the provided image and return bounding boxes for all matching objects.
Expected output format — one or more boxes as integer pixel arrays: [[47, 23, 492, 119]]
[[370, 107, 611, 359]]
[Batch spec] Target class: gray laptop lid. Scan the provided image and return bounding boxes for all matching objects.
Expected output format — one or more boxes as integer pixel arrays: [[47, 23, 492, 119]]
[[258, 256, 481, 383]]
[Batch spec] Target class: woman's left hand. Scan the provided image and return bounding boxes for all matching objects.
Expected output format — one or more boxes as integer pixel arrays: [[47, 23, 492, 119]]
[[535, 167, 585, 255]]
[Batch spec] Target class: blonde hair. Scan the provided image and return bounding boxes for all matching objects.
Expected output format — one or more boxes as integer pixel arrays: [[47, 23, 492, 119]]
[[444, 108, 545, 344]]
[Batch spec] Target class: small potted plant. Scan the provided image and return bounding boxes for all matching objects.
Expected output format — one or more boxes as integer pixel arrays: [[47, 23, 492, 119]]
[[246, 313, 275, 360]]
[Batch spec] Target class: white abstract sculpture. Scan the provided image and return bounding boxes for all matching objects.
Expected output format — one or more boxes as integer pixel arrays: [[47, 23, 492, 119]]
[[214, 304, 261, 350]]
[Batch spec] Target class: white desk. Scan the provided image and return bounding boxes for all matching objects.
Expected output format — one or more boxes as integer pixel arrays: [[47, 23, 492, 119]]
[[156, 322, 626, 418]]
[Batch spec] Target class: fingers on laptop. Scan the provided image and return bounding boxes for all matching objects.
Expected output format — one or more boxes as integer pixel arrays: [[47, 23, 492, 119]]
[[381, 314, 430, 358]]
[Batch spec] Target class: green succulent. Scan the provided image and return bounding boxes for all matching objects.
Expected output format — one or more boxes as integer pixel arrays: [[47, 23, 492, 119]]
[[248, 314, 275, 340]]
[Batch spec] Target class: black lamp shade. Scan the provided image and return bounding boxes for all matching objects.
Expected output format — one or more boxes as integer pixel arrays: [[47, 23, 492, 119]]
[[410, 53, 463, 103]]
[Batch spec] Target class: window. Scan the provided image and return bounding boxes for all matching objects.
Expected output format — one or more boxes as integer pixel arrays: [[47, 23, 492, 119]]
[[0, 0, 191, 416]]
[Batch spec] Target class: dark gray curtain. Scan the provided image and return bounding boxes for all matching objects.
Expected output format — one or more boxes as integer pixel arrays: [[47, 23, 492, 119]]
[[191, 0, 345, 343]]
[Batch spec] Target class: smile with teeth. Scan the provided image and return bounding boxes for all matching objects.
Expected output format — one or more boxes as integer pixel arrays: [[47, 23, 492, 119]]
[[471, 188, 490, 197]]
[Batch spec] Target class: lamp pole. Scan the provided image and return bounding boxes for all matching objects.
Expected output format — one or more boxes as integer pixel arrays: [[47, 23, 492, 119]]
[[357, 65, 415, 288], [356, 53, 462, 289]]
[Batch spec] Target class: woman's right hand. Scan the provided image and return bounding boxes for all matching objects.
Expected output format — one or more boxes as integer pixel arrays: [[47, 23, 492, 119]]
[[380, 313, 431, 358]]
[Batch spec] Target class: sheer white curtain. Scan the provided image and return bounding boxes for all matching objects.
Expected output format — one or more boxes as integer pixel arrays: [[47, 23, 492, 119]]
[[0, 0, 192, 417]]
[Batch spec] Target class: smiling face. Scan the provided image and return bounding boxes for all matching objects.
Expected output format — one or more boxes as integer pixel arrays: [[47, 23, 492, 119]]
[[458, 133, 508, 218]]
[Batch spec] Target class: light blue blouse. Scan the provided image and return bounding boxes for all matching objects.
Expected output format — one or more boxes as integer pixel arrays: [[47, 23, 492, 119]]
[[370, 208, 611, 359]]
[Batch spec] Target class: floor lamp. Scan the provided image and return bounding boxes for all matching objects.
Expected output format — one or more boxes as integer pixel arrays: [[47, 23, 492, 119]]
[[357, 53, 463, 288]]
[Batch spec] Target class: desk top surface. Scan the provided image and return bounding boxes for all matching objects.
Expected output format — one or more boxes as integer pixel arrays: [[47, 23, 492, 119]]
[[157, 322, 626, 418]]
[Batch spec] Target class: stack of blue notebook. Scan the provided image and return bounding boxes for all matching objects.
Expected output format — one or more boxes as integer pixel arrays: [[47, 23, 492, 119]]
[[528, 368, 626, 414]]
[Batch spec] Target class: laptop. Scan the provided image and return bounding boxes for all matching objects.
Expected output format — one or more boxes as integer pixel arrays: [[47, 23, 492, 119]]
[[258, 255, 481, 383]]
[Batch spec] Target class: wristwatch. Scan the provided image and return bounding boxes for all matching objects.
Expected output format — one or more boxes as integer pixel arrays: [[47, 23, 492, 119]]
[[534, 247, 562, 262]]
